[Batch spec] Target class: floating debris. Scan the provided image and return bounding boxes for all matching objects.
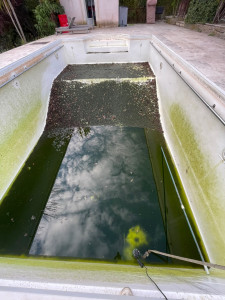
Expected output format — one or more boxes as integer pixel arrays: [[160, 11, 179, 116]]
[[45, 63, 163, 133]]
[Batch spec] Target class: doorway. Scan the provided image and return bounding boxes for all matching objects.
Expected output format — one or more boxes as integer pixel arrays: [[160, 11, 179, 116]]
[[85, 0, 96, 26]]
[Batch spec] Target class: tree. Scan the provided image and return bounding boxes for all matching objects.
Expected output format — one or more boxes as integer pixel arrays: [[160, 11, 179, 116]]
[[186, 0, 220, 24], [0, 0, 26, 43]]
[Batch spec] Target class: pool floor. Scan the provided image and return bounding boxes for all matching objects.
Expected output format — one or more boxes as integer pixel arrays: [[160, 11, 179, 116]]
[[30, 126, 166, 262], [0, 63, 203, 265]]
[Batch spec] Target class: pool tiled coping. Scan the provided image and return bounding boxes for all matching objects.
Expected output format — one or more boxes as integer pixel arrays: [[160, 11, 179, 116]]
[[0, 22, 225, 92]]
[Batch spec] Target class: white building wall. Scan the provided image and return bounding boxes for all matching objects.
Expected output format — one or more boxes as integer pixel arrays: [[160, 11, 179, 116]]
[[60, 0, 119, 27], [60, 0, 87, 24], [95, 0, 119, 27]]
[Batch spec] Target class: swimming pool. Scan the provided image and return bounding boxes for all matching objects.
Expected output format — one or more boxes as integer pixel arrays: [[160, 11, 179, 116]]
[[1, 33, 225, 298]]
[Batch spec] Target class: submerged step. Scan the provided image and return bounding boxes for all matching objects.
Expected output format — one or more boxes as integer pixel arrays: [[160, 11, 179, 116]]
[[61, 77, 155, 84], [85, 39, 129, 53], [47, 63, 160, 132]]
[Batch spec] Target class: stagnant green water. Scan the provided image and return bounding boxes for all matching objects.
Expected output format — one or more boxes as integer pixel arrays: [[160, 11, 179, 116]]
[[0, 128, 72, 255], [0, 63, 205, 264], [30, 126, 166, 262]]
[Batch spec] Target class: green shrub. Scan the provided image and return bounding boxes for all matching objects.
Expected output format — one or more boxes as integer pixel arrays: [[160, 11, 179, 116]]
[[24, 0, 39, 11], [119, 0, 174, 17], [0, 28, 20, 53], [0, 1, 39, 52], [119, 0, 146, 23], [186, 0, 219, 24], [171, 0, 181, 16], [34, 0, 64, 37], [119, 0, 146, 8], [157, 0, 174, 16]]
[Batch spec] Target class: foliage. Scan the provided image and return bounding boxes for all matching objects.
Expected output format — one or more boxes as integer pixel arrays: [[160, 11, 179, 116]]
[[24, 0, 39, 11], [119, 0, 146, 8], [34, 0, 64, 37], [186, 0, 219, 24], [171, 0, 181, 16], [0, 0, 37, 51], [157, 0, 173, 15], [0, 27, 20, 53], [119, 0, 146, 23], [120, 0, 174, 18], [0, 0, 26, 42]]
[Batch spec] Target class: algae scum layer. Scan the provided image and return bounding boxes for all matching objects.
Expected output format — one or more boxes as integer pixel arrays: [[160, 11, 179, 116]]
[[0, 63, 202, 264]]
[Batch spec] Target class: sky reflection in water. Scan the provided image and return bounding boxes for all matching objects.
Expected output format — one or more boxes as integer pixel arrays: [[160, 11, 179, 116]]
[[30, 126, 166, 261]]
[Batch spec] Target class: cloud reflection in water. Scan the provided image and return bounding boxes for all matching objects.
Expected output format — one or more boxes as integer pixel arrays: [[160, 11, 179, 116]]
[[30, 126, 166, 261]]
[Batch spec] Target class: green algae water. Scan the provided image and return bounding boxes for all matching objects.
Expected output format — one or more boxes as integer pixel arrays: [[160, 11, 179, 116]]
[[0, 63, 206, 264], [0, 128, 72, 255], [30, 126, 166, 262]]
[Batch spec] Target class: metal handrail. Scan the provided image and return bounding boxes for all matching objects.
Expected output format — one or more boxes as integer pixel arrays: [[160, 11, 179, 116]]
[[143, 249, 225, 271], [161, 147, 209, 274], [0, 45, 64, 89]]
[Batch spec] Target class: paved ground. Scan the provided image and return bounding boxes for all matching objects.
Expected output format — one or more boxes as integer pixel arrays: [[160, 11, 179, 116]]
[[1, 22, 225, 92]]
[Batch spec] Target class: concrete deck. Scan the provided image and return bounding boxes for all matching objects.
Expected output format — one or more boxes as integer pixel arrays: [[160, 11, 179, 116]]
[[0, 22, 225, 92]]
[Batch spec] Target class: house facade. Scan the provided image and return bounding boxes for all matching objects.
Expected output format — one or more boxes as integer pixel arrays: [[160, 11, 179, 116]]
[[59, 0, 119, 27]]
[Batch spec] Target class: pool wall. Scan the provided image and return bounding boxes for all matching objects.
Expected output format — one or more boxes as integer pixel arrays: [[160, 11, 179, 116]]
[[62, 34, 151, 64], [0, 41, 66, 202], [1, 34, 225, 265], [149, 36, 225, 264]]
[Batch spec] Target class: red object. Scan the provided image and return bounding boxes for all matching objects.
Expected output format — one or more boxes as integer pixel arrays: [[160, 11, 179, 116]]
[[58, 14, 69, 33], [58, 14, 68, 27]]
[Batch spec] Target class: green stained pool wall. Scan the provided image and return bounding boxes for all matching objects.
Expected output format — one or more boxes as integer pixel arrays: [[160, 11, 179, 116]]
[[1, 34, 225, 268], [149, 41, 225, 264], [0, 44, 66, 202]]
